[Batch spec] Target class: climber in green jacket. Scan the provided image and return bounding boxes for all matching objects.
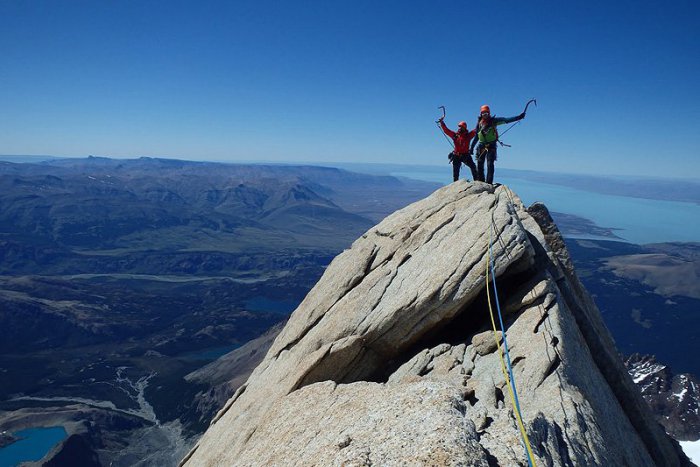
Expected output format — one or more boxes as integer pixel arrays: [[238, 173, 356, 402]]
[[469, 105, 525, 184]]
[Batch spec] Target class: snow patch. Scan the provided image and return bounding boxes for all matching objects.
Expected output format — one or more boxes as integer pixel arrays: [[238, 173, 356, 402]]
[[629, 361, 665, 384], [674, 387, 688, 401], [680, 439, 700, 464]]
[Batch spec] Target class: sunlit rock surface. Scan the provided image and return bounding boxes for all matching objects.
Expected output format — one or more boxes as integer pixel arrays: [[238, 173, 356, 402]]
[[183, 181, 691, 467]]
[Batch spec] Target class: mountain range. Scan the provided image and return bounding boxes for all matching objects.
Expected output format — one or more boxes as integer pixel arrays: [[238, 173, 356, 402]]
[[1, 157, 698, 465], [0, 157, 438, 465]]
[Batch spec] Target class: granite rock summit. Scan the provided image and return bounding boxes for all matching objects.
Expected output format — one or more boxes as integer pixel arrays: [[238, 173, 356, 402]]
[[182, 181, 692, 466]]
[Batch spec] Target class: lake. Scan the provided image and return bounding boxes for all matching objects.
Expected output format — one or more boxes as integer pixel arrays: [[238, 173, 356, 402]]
[[388, 166, 700, 245], [177, 344, 241, 361], [0, 426, 67, 467], [245, 296, 299, 315]]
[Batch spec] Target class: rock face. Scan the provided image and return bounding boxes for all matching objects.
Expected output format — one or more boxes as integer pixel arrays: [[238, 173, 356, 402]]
[[626, 353, 700, 441], [182, 181, 692, 466], [184, 321, 287, 427]]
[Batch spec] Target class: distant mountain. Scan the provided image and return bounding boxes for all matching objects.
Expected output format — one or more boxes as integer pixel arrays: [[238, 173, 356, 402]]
[[626, 354, 700, 441], [0, 158, 438, 275], [0, 158, 364, 254], [566, 239, 700, 378], [0, 157, 439, 466], [5, 157, 698, 465], [0, 155, 60, 163]]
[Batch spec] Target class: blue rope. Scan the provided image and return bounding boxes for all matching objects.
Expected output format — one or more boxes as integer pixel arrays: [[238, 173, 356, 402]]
[[489, 223, 533, 467]]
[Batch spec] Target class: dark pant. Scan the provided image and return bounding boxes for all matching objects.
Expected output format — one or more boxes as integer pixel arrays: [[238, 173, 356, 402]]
[[475, 143, 497, 184], [451, 152, 478, 182]]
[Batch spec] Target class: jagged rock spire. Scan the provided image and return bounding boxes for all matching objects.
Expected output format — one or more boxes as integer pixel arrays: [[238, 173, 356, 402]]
[[182, 181, 691, 467]]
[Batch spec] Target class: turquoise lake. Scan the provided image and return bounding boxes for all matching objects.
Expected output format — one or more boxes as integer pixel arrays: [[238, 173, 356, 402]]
[[0, 426, 67, 467], [389, 167, 700, 245]]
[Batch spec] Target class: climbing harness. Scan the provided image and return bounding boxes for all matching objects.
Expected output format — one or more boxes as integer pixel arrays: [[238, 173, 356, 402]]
[[476, 142, 497, 160], [486, 215, 537, 467]]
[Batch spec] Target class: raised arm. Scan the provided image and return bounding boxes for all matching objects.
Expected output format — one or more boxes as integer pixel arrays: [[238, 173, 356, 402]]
[[440, 120, 456, 139], [494, 112, 525, 126]]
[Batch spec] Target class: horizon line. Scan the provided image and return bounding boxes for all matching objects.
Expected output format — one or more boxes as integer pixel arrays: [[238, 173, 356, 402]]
[[1, 153, 699, 184]]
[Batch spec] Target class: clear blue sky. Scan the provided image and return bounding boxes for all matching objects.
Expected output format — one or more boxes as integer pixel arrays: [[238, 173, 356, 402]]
[[1, 0, 698, 178]]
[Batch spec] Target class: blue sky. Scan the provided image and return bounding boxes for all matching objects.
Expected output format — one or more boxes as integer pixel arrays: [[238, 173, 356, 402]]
[[1, 0, 698, 178]]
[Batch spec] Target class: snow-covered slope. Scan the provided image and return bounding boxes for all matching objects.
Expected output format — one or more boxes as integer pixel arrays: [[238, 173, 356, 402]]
[[626, 353, 700, 441]]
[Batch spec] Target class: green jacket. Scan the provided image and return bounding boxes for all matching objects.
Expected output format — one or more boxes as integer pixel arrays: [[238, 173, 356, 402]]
[[471, 113, 525, 148]]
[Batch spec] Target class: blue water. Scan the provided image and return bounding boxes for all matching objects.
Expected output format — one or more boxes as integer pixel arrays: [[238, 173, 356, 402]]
[[177, 297, 299, 361], [0, 426, 67, 467], [390, 167, 700, 244], [178, 344, 241, 361], [245, 297, 299, 314]]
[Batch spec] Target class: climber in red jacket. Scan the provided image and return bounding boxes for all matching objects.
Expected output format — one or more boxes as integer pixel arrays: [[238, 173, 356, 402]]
[[438, 118, 478, 182]]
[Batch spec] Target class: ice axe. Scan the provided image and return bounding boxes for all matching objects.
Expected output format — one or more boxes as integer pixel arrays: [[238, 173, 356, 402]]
[[437, 105, 446, 123], [435, 105, 454, 149], [498, 98, 537, 141]]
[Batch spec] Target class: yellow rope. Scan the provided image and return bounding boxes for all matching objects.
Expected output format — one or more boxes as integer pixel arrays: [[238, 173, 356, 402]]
[[486, 225, 538, 467]]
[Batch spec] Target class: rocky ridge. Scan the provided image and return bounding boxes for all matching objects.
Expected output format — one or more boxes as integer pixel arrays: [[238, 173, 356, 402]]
[[626, 353, 700, 441], [182, 181, 692, 466]]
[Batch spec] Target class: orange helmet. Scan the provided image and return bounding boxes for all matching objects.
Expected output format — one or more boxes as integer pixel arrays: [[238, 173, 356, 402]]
[[458, 121, 467, 128], [480, 105, 491, 114]]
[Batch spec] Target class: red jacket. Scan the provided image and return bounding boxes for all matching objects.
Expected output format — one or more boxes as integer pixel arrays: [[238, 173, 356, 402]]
[[440, 121, 476, 155]]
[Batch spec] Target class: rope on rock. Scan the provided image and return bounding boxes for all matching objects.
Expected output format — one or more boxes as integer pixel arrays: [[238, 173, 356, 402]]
[[486, 217, 537, 467]]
